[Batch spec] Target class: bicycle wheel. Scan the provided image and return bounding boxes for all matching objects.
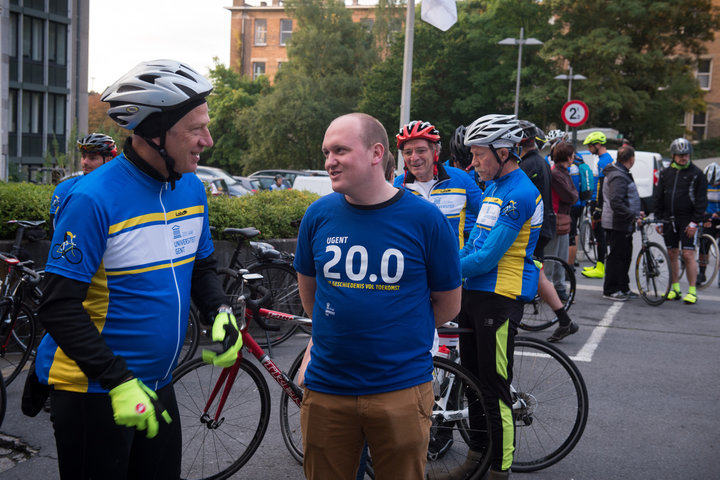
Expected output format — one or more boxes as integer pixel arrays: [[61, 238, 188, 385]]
[[279, 346, 307, 464], [173, 357, 271, 480], [696, 234, 719, 290], [579, 220, 597, 264], [426, 357, 492, 479], [246, 263, 301, 347], [511, 337, 589, 472], [520, 256, 575, 332], [635, 242, 671, 306], [178, 306, 201, 366], [1, 301, 36, 386]]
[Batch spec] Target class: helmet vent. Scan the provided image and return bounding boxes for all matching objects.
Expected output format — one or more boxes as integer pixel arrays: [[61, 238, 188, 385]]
[[116, 85, 145, 93], [175, 69, 197, 82], [139, 74, 161, 84], [176, 83, 199, 97]]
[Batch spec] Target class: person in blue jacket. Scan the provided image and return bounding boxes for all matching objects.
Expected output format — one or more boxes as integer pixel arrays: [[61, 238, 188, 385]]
[[582, 131, 613, 278]]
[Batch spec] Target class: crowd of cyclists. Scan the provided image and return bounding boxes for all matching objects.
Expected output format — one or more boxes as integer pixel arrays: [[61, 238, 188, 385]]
[[11, 54, 718, 480]]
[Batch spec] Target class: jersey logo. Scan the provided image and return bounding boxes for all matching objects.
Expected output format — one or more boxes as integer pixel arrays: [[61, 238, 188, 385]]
[[500, 200, 520, 220], [50, 231, 84, 264]]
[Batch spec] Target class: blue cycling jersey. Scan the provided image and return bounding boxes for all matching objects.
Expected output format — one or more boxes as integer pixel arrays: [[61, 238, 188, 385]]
[[707, 185, 720, 215], [460, 168, 542, 302], [592, 152, 614, 201], [36, 155, 215, 393], [50, 175, 82, 218]]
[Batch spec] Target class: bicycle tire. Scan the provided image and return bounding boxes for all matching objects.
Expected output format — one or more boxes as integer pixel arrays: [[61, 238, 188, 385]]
[[173, 357, 271, 480], [512, 336, 589, 472], [178, 306, 201, 366], [246, 263, 301, 347], [696, 234, 719, 290], [1, 301, 36, 386], [520, 256, 576, 332], [0, 371, 6, 429], [635, 242, 671, 306], [579, 220, 597, 264]]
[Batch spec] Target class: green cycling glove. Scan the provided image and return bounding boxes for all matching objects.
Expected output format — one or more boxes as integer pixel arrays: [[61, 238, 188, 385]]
[[202, 305, 243, 368], [108, 378, 171, 439]]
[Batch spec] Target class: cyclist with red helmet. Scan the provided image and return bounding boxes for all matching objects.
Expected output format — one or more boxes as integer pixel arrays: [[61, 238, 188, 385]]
[[394, 120, 483, 247], [49, 133, 117, 224]]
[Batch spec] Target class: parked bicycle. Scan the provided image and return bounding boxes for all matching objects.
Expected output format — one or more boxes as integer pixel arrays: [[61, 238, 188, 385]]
[[521, 255, 576, 331], [679, 223, 719, 290], [635, 218, 672, 306], [578, 204, 598, 264], [0, 252, 41, 385]]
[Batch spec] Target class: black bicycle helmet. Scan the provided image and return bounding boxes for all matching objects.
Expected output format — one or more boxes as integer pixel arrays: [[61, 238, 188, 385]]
[[77, 133, 117, 158], [449, 125, 472, 170], [101, 59, 213, 187]]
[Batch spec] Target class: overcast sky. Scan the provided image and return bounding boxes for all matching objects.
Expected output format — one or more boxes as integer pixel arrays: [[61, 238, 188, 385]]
[[88, 0, 231, 93]]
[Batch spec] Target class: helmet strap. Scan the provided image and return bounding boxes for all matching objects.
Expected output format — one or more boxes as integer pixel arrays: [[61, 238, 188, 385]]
[[490, 145, 512, 181], [141, 130, 182, 189]]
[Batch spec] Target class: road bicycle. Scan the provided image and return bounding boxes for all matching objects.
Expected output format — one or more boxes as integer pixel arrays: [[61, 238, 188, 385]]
[[578, 204, 598, 264], [173, 276, 491, 480], [219, 226, 306, 348], [521, 255, 576, 331], [679, 223, 719, 290], [0, 253, 40, 385], [635, 218, 672, 306]]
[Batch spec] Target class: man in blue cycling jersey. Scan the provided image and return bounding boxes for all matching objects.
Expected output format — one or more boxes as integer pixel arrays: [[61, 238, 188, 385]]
[[436, 114, 542, 480], [31, 60, 242, 479], [295, 112, 461, 480], [394, 120, 483, 247], [700, 162, 720, 286], [582, 131, 613, 278], [49, 133, 117, 226]]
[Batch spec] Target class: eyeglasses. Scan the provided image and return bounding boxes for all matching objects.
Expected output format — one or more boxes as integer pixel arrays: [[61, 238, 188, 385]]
[[401, 147, 430, 158]]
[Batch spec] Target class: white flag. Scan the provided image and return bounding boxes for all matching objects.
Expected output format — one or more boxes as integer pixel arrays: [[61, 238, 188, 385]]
[[421, 0, 457, 32]]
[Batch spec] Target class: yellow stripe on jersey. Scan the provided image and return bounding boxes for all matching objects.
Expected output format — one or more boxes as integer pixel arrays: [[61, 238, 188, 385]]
[[496, 218, 532, 298], [484, 196, 504, 205], [105, 256, 195, 276], [48, 263, 110, 392], [108, 205, 205, 235], [433, 188, 467, 194]]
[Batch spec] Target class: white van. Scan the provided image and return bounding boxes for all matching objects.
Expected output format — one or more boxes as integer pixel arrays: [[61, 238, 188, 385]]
[[292, 175, 334, 196], [577, 149, 663, 212]]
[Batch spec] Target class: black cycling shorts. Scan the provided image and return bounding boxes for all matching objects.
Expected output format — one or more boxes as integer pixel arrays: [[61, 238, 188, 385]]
[[662, 219, 696, 250], [569, 205, 583, 245]]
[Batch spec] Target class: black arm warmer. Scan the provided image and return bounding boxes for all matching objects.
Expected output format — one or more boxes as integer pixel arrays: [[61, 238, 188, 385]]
[[38, 273, 130, 390], [190, 254, 227, 325]]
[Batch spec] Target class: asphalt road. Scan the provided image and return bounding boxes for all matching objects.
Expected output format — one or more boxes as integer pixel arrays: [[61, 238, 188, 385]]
[[1, 229, 719, 479]]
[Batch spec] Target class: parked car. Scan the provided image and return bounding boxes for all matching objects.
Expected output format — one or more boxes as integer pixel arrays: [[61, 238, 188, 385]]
[[577, 149, 664, 213], [195, 165, 251, 196], [249, 169, 327, 187], [292, 175, 333, 196], [250, 175, 292, 191]]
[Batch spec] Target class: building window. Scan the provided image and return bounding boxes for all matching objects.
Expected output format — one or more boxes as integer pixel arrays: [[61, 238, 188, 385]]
[[50, 0, 69, 15], [10, 13, 18, 57], [49, 22, 68, 66], [22, 91, 43, 134], [48, 94, 66, 135], [253, 62, 266, 80], [9, 90, 18, 133], [254, 19, 267, 45], [690, 111, 707, 139], [280, 19, 293, 45], [23, 16, 44, 62], [360, 18, 374, 32], [696, 58, 712, 90]]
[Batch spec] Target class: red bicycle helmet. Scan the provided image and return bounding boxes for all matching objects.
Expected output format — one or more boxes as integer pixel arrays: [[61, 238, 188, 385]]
[[396, 120, 441, 150]]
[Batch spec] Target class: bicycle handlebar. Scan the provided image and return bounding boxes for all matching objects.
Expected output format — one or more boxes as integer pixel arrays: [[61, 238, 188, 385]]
[[244, 283, 277, 331], [0, 252, 41, 285]]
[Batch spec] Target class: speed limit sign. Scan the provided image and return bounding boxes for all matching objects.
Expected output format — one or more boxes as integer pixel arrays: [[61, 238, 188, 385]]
[[561, 100, 589, 127]]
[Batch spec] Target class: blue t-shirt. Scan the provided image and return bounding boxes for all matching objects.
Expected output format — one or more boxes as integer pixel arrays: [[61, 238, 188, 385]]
[[294, 190, 461, 395], [461, 168, 542, 302], [36, 155, 215, 393], [50, 175, 82, 218], [592, 152, 614, 201], [707, 185, 720, 215]]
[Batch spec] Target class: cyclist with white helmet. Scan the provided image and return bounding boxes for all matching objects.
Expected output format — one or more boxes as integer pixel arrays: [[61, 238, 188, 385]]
[[32, 60, 241, 478], [394, 120, 483, 247], [49, 133, 117, 225], [582, 131, 613, 278], [699, 162, 720, 286], [435, 114, 542, 480], [653, 137, 708, 303]]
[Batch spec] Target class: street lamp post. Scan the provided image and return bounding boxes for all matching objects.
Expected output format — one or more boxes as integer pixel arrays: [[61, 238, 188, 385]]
[[554, 65, 587, 143], [498, 27, 543, 117]]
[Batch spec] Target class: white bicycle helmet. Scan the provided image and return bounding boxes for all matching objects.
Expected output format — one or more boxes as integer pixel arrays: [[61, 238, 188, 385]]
[[546, 129, 567, 143], [101, 59, 213, 131], [669, 137, 692, 156], [464, 114, 523, 148], [705, 162, 720, 185]]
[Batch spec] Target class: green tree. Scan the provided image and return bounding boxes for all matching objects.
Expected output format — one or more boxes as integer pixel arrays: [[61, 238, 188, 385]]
[[541, 0, 720, 146], [239, 0, 378, 173], [203, 59, 270, 175]]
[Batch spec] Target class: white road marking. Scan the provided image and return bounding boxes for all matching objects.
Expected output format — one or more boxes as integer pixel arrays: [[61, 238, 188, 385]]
[[571, 302, 623, 363]]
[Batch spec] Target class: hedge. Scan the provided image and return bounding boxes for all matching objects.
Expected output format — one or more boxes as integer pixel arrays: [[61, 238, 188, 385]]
[[0, 181, 318, 240]]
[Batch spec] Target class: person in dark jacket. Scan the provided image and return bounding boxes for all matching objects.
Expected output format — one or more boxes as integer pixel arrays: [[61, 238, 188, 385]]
[[653, 138, 708, 304], [601, 146, 643, 301]]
